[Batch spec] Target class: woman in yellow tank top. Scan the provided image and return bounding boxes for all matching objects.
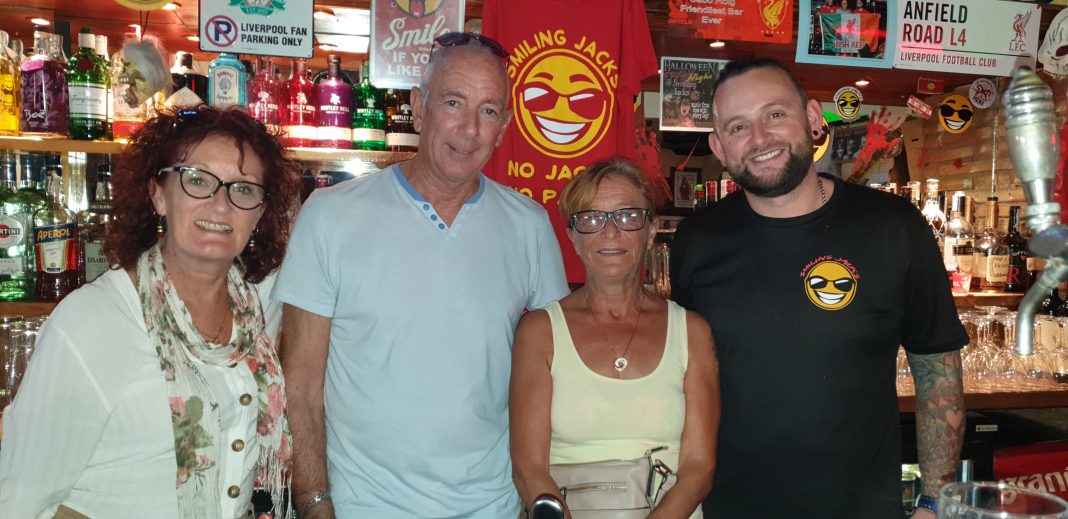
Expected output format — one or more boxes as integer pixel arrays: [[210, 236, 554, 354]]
[[510, 157, 721, 518]]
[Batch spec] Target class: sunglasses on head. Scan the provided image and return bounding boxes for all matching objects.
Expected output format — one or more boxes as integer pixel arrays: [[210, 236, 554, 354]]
[[171, 107, 222, 130], [433, 32, 509, 61]]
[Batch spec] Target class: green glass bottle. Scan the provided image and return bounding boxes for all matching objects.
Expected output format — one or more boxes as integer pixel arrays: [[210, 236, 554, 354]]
[[352, 60, 386, 151], [0, 151, 33, 301], [68, 27, 109, 140]]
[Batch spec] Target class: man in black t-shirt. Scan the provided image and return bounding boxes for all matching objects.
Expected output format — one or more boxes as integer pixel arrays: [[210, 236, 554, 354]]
[[670, 58, 966, 519]]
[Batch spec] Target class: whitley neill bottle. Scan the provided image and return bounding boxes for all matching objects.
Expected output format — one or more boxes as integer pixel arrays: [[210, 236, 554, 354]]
[[315, 55, 352, 149], [282, 58, 317, 148]]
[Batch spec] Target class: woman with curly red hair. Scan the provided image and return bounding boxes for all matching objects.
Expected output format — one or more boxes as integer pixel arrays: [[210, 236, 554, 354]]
[[0, 106, 302, 519]]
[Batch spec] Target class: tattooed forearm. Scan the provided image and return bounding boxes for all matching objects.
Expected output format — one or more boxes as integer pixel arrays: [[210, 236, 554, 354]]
[[907, 350, 965, 495]]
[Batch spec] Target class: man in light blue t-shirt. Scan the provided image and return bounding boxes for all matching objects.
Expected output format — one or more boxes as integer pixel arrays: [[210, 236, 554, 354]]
[[275, 33, 569, 519]]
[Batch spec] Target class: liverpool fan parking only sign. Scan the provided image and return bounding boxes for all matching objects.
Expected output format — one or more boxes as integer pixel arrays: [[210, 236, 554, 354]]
[[200, 0, 314, 58]]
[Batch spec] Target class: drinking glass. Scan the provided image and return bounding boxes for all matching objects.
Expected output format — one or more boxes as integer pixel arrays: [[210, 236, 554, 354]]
[[939, 482, 1068, 518]]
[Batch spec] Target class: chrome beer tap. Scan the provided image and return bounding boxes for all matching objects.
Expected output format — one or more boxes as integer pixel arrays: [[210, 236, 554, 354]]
[[1003, 66, 1066, 355]]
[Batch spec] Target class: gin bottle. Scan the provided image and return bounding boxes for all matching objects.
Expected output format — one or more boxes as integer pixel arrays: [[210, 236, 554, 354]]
[[68, 28, 109, 140], [385, 88, 418, 152], [315, 55, 352, 149], [282, 58, 317, 148], [919, 178, 946, 250], [248, 56, 282, 131], [20, 29, 68, 136], [34, 163, 78, 301], [208, 52, 246, 109], [352, 60, 385, 151]]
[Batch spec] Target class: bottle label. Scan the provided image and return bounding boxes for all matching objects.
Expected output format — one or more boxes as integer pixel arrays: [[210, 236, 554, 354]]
[[69, 83, 108, 119], [35, 223, 76, 274], [386, 132, 420, 147], [284, 124, 318, 140], [84, 240, 107, 283], [0, 70, 18, 132], [353, 128, 385, 142], [318, 99, 352, 128], [0, 214, 26, 248], [942, 237, 958, 271], [317, 125, 352, 142], [985, 254, 1009, 283], [973, 251, 988, 279], [211, 65, 242, 107]]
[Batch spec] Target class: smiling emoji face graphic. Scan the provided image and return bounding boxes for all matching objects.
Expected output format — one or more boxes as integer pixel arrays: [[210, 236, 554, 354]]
[[834, 86, 863, 122], [804, 260, 858, 311], [513, 50, 613, 159], [939, 95, 974, 135]]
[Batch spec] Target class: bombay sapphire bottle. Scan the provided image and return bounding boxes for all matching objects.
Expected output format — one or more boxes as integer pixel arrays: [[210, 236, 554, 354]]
[[208, 52, 247, 109]]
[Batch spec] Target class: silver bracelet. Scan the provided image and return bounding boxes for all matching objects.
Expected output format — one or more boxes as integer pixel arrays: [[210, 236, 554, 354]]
[[299, 490, 331, 517]]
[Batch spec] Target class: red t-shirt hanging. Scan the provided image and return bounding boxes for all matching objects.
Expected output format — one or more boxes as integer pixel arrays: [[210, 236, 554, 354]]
[[483, 0, 658, 283]]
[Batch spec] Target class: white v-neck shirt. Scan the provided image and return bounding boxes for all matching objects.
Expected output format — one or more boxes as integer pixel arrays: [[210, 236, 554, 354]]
[[0, 267, 281, 519]]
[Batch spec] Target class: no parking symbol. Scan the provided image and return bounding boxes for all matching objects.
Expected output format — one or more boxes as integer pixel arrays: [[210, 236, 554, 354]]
[[205, 15, 238, 47]]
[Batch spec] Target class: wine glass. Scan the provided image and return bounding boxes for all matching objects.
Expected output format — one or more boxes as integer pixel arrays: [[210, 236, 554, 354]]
[[939, 482, 1068, 518]]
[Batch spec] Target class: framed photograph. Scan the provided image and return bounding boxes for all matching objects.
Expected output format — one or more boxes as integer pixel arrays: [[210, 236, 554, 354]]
[[831, 123, 867, 162], [672, 168, 699, 208], [796, 0, 897, 68]]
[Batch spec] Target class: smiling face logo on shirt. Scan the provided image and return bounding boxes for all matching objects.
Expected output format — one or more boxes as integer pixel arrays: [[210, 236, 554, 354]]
[[801, 257, 859, 311]]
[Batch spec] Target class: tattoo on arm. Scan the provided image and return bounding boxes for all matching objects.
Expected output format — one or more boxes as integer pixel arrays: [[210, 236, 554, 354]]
[[907, 350, 965, 495]]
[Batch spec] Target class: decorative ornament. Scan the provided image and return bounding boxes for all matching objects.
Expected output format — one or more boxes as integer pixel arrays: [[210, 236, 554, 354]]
[[847, 107, 905, 184], [834, 86, 863, 122], [938, 95, 975, 135], [112, 0, 170, 9], [969, 78, 997, 109], [1039, 8, 1068, 78]]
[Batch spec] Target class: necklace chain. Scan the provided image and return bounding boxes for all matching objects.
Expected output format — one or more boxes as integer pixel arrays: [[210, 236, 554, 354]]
[[585, 289, 645, 372], [817, 177, 827, 206]]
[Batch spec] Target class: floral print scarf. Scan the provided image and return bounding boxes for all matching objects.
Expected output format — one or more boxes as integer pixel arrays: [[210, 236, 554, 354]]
[[136, 244, 291, 518]]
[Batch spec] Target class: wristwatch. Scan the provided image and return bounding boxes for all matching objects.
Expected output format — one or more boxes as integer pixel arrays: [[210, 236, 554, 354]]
[[915, 494, 938, 513]]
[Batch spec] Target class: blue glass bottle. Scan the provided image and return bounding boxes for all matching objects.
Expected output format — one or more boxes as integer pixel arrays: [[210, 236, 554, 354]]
[[207, 52, 246, 109]]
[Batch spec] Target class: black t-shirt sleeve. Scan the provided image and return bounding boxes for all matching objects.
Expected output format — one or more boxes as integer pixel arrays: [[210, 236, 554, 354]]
[[669, 216, 694, 309], [899, 204, 969, 354]]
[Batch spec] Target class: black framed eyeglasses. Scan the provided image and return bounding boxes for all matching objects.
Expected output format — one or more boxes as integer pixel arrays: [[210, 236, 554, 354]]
[[432, 32, 508, 61], [158, 166, 267, 210], [569, 208, 650, 234]]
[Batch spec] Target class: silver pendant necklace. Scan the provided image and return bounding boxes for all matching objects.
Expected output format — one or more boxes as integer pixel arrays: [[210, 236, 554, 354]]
[[586, 289, 646, 372]]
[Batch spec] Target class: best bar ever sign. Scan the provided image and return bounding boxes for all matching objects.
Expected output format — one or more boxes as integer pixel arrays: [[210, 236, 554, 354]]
[[200, 0, 314, 58]]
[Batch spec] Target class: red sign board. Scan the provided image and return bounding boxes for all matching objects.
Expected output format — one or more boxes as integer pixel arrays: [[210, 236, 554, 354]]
[[369, 0, 465, 89], [907, 95, 933, 120], [995, 440, 1068, 502], [917, 77, 944, 95], [668, 0, 793, 44]]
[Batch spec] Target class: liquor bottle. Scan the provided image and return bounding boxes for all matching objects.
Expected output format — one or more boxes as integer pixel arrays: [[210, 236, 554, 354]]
[[1005, 205, 1030, 293], [33, 162, 78, 301], [170, 51, 207, 104], [942, 192, 974, 274], [248, 56, 282, 132], [79, 161, 111, 285], [919, 178, 946, 250], [208, 52, 247, 109], [68, 28, 109, 141], [975, 197, 1009, 292], [385, 88, 418, 152], [1040, 286, 1062, 316], [0, 151, 33, 301], [282, 58, 317, 148], [111, 28, 145, 141], [94, 34, 108, 63], [0, 31, 19, 136], [352, 60, 385, 150], [20, 29, 68, 136], [315, 55, 352, 149]]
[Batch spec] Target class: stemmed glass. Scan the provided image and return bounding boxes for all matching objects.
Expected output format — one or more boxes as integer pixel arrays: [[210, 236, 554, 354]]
[[939, 482, 1068, 518]]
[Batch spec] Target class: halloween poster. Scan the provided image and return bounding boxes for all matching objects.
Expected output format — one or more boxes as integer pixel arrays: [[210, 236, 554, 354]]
[[482, 0, 659, 283], [796, 0, 897, 68], [667, 0, 794, 44], [892, 0, 1039, 77], [659, 57, 725, 132]]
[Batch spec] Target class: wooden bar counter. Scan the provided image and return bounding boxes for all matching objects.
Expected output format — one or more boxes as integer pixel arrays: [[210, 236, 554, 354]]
[[897, 377, 1068, 412]]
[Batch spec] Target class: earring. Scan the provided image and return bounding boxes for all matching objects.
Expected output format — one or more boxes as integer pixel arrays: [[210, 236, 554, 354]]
[[812, 129, 822, 139], [156, 215, 166, 240], [247, 228, 258, 253]]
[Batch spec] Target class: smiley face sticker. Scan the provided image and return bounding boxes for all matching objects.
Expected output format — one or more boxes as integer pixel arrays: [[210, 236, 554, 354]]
[[938, 95, 974, 135], [834, 86, 863, 122], [802, 258, 859, 311]]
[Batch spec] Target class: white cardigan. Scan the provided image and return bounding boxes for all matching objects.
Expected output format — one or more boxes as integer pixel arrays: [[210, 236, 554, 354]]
[[0, 268, 280, 519]]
